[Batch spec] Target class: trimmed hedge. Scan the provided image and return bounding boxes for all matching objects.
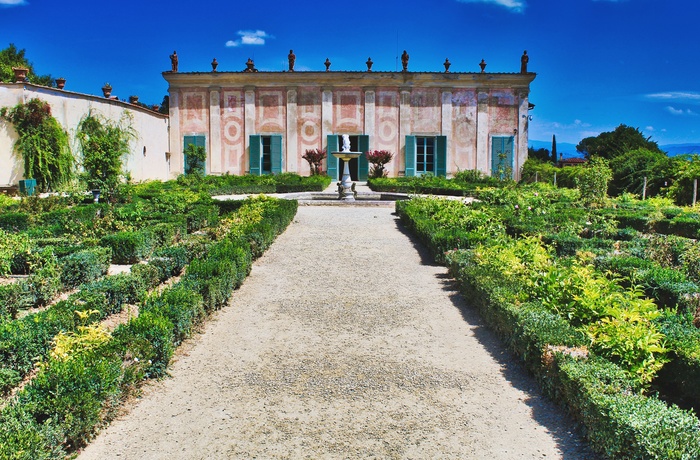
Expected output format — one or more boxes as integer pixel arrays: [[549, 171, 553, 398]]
[[397, 197, 700, 459], [59, 247, 112, 289], [100, 230, 155, 264], [0, 197, 298, 457]]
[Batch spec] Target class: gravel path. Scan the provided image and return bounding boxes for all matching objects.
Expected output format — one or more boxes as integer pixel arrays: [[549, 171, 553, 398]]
[[79, 205, 593, 459]]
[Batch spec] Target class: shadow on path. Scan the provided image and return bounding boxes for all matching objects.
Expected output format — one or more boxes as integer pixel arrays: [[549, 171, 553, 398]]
[[392, 215, 597, 459]]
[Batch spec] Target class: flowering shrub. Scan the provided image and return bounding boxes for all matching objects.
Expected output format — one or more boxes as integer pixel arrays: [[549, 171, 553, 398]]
[[365, 150, 393, 178], [302, 148, 326, 175]]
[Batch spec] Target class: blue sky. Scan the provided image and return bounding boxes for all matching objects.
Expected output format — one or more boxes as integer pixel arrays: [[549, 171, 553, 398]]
[[2, 0, 699, 148]]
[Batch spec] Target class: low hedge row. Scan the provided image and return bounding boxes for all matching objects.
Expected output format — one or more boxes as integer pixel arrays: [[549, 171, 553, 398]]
[[396, 198, 700, 459], [0, 197, 297, 458], [0, 245, 189, 395]]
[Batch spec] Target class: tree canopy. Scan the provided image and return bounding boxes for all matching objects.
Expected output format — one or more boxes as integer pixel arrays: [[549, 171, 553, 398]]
[[576, 124, 662, 160], [0, 43, 53, 86]]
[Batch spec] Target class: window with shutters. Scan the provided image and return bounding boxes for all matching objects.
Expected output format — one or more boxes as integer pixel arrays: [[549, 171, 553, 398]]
[[183, 135, 206, 175], [404, 135, 447, 177]]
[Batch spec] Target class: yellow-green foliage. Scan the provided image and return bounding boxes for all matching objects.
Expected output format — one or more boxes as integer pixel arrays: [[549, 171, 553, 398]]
[[50, 310, 110, 362]]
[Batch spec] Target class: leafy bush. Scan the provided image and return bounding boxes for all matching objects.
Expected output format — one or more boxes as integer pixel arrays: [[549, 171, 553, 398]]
[[112, 311, 175, 379], [0, 229, 30, 276], [302, 148, 325, 175], [59, 247, 112, 289], [365, 150, 393, 178], [0, 212, 30, 231], [100, 230, 154, 264]]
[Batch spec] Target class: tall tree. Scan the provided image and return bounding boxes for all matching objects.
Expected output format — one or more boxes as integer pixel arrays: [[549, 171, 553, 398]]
[[576, 124, 662, 160], [551, 134, 558, 164], [527, 146, 550, 162], [0, 43, 53, 86]]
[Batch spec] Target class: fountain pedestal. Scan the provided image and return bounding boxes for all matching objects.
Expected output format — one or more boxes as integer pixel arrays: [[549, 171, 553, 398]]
[[331, 151, 361, 201]]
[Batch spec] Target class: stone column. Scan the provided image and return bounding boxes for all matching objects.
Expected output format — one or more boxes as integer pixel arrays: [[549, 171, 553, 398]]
[[169, 91, 181, 178], [244, 87, 256, 174], [209, 87, 222, 174], [321, 88, 333, 149], [476, 90, 490, 174], [364, 87, 376, 147], [399, 87, 411, 175], [286, 87, 298, 173], [441, 89, 453, 175]]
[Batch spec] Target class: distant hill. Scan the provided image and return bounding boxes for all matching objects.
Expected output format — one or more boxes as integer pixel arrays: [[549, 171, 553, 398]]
[[529, 140, 700, 159], [661, 144, 700, 157], [528, 140, 582, 159]]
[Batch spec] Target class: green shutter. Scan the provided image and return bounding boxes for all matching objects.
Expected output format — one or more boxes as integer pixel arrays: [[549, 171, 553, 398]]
[[436, 135, 447, 177], [358, 135, 369, 181], [327, 135, 339, 180], [271, 135, 283, 174], [405, 135, 416, 177], [491, 136, 514, 179], [249, 135, 261, 175]]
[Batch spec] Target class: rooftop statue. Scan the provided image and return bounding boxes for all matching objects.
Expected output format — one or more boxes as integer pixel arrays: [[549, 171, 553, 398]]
[[170, 51, 178, 72], [521, 50, 529, 73]]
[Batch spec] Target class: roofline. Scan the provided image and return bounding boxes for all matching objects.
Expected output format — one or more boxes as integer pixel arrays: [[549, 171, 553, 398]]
[[162, 70, 536, 90]]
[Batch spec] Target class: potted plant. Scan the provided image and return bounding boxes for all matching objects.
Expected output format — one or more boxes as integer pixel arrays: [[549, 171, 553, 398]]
[[55, 77, 66, 90]]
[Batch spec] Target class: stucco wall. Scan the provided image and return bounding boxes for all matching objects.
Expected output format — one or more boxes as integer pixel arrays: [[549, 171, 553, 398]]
[[0, 84, 170, 187]]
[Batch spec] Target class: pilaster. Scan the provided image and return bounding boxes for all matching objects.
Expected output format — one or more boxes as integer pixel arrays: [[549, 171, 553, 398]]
[[208, 87, 222, 174], [441, 90, 453, 175], [516, 89, 530, 181], [168, 91, 181, 177], [399, 88, 411, 175], [286, 87, 298, 172], [476, 90, 490, 174], [321, 88, 333, 148], [364, 88, 376, 148], [244, 87, 256, 173]]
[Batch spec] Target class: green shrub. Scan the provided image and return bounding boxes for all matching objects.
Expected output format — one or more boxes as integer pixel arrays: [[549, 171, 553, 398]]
[[0, 212, 30, 232], [140, 285, 204, 345], [0, 229, 30, 276], [0, 404, 66, 460], [113, 311, 175, 379], [100, 230, 155, 264], [18, 347, 123, 450], [59, 247, 112, 289], [26, 248, 61, 306]]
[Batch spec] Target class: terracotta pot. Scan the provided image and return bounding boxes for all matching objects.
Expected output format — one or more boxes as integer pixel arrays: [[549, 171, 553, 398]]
[[56, 78, 66, 89], [102, 85, 112, 98], [12, 67, 28, 83]]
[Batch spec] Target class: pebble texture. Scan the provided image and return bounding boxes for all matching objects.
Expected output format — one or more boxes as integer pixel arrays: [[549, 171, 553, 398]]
[[79, 206, 594, 459]]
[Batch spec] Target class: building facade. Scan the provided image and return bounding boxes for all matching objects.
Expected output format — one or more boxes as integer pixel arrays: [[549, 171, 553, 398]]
[[164, 68, 536, 180]]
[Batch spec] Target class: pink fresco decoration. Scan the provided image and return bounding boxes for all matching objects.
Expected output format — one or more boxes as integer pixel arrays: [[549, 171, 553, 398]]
[[221, 90, 245, 174], [181, 91, 208, 133], [452, 89, 478, 171], [490, 90, 517, 134], [375, 90, 400, 172], [297, 88, 322, 173], [257, 90, 285, 131], [410, 89, 440, 133], [334, 89, 363, 132]]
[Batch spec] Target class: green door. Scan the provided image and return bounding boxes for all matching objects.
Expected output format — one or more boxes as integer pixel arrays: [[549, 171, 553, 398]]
[[404, 135, 416, 177], [436, 136, 447, 177], [491, 136, 514, 179], [249, 135, 261, 175], [183, 135, 206, 175]]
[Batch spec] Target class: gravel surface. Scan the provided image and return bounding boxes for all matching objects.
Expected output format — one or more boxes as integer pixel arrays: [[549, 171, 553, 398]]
[[79, 205, 594, 459]]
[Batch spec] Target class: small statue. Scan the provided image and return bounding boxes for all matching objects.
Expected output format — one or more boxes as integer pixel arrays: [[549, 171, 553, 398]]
[[337, 182, 344, 199], [444, 58, 451, 73], [366, 57, 373, 72], [324, 58, 331, 72], [170, 50, 178, 72], [211, 58, 218, 72], [401, 50, 409, 72], [341, 134, 351, 152], [288, 50, 296, 72], [244, 58, 258, 72], [351, 182, 357, 199], [479, 59, 487, 73], [520, 50, 529, 73]]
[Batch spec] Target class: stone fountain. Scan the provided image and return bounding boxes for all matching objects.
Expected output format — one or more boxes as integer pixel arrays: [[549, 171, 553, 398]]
[[332, 134, 362, 201]]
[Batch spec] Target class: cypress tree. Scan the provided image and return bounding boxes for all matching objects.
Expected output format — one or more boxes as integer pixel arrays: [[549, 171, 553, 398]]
[[552, 134, 558, 164]]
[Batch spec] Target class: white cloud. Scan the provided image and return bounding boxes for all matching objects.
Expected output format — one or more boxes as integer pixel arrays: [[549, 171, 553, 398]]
[[226, 30, 273, 48], [645, 126, 654, 132], [646, 91, 700, 103], [666, 106, 697, 116], [456, 0, 525, 13], [0, 0, 27, 6]]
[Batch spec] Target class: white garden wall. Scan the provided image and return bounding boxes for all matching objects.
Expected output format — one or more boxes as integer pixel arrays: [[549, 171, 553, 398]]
[[0, 83, 171, 187]]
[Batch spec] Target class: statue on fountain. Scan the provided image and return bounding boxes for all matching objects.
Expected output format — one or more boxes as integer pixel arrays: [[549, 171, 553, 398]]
[[341, 134, 351, 152]]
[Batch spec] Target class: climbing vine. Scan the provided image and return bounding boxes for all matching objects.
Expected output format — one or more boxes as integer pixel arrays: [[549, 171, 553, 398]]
[[76, 111, 135, 195], [0, 98, 74, 192]]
